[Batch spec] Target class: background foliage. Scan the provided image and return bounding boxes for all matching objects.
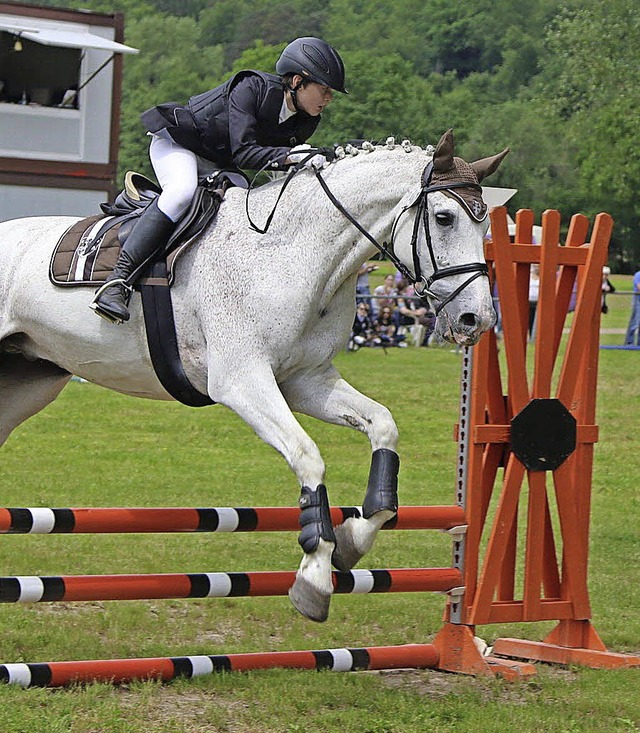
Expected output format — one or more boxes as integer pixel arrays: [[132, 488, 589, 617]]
[[24, 0, 640, 270]]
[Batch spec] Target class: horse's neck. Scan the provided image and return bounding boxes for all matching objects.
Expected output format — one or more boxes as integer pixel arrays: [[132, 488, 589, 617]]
[[259, 149, 420, 229], [218, 151, 425, 306], [312, 155, 421, 300]]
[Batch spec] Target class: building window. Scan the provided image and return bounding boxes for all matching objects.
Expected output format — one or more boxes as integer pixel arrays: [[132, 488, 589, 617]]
[[0, 32, 81, 108]]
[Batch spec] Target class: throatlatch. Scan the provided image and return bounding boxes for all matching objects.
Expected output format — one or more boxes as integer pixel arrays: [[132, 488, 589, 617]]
[[297, 484, 336, 553], [362, 448, 399, 518]]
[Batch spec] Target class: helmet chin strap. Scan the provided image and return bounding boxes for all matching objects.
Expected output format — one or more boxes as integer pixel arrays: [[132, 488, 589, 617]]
[[286, 79, 305, 113]]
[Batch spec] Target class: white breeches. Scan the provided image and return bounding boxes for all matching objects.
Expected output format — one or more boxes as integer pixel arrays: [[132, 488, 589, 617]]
[[149, 133, 218, 223]]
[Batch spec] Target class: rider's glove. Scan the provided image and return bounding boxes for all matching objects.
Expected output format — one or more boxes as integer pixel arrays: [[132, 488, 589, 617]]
[[315, 146, 337, 163], [287, 144, 330, 170]]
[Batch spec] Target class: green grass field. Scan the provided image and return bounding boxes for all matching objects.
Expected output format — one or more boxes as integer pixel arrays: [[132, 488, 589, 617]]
[[0, 284, 637, 732]]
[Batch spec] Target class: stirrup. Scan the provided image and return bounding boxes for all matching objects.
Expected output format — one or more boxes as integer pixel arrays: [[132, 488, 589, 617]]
[[89, 301, 126, 324], [89, 278, 133, 324]]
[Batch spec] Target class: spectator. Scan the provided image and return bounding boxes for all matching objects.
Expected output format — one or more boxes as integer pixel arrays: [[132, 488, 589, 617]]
[[491, 279, 502, 338], [395, 279, 436, 347], [528, 264, 540, 340], [372, 273, 397, 318], [348, 302, 378, 350], [374, 306, 407, 347], [356, 261, 378, 310], [624, 267, 640, 346], [601, 266, 615, 314]]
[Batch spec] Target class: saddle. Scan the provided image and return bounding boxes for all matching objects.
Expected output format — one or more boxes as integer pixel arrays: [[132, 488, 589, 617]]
[[49, 169, 248, 287], [49, 169, 248, 408]]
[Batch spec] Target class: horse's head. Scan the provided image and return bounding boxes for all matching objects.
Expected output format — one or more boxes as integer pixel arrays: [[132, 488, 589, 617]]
[[391, 129, 509, 345]]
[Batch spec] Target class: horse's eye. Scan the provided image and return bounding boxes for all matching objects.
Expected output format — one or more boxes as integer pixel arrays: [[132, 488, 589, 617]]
[[435, 212, 454, 226]]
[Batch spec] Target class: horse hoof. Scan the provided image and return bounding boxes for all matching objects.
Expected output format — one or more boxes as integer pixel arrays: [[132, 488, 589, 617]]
[[332, 521, 364, 572], [288, 575, 331, 622]]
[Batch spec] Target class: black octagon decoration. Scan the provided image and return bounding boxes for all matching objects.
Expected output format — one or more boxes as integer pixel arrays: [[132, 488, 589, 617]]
[[510, 398, 577, 472]]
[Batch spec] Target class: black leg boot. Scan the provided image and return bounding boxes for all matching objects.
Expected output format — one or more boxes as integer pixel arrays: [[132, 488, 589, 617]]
[[91, 200, 175, 323]]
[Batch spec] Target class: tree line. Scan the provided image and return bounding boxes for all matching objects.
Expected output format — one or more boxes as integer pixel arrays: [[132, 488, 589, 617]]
[[27, 0, 640, 269]]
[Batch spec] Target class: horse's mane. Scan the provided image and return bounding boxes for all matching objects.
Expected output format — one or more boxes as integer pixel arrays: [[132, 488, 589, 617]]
[[246, 137, 434, 204], [335, 137, 434, 158]]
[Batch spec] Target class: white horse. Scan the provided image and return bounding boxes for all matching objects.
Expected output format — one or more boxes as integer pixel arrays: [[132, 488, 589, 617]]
[[0, 130, 506, 622]]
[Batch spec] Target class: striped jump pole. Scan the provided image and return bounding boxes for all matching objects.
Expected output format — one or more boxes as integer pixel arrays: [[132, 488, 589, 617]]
[[0, 567, 463, 603], [0, 502, 474, 684], [0, 644, 441, 688], [0, 505, 466, 534]]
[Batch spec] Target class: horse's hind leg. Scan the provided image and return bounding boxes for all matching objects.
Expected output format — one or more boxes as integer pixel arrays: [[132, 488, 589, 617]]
[[280, 365, 400, 572], [208, 365, 335, 622], [0, 354, 72, 447]]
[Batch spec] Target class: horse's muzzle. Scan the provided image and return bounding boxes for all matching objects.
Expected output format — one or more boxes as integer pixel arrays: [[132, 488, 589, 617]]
[[440, 306, 497, 346]]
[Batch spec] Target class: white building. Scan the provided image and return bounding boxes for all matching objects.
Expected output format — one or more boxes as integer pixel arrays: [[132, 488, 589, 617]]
[[0, 1, 137, 221]]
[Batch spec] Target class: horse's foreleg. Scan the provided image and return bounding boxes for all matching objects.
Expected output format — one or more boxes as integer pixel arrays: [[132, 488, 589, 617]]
[[208, 367, 335, 622], [280, 366, 400, 572], [290, 482, 335, 622], [331, 447, 399, 571]]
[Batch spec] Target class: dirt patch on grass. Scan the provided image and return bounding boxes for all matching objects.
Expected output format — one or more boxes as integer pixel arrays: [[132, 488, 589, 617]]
[[375, 663, 580, 701], [116, 686, 251, 732]]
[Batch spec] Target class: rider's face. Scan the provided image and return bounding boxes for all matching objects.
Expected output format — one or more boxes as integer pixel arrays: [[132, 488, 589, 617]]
[[293, 78, 333, 116]]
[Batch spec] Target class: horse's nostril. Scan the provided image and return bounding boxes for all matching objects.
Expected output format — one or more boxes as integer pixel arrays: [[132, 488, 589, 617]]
[[458, 313, 479, 329]]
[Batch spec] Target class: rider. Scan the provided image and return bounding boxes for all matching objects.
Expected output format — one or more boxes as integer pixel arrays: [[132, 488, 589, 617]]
[[92, 36, 347, 323]]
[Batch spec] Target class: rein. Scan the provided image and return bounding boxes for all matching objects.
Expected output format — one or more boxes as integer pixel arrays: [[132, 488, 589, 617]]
[[312, 169, 414, 283], [245, 160, 306, 235], [245, 151, 489, 316]]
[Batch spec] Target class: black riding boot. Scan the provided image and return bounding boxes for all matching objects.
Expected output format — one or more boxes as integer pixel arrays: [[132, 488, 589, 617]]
[[91, 200, 175, 323]]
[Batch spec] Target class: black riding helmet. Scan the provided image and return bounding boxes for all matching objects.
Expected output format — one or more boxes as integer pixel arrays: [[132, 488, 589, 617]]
[[276, 37, 348, 94]]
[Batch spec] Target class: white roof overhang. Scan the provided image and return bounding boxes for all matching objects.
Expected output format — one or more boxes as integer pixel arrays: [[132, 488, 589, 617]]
[[0, 22, 138, 54], [481, 187, 518, 209]]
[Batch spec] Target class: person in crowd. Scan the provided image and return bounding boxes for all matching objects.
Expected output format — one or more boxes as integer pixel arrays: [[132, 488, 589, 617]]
[[372, 273, 397, 319], [395, 278, 436, 346], [491, 278, 503, 339], [92, 37, 347, 323], [374, 305, 407, 347], [349, 302, 378, 350], [601, 266, 615, 314], [356, 261, 378, 310], [624, 267, 640, 346]]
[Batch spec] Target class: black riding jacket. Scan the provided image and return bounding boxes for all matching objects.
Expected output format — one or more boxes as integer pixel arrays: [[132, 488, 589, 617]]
[[141, 71, 320, 171]]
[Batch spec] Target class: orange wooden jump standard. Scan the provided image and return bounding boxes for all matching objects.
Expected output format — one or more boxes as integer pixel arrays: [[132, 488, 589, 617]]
[[434, 207, 640, 676]]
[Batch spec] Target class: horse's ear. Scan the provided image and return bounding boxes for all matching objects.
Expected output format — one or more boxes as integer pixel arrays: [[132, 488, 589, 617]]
[[433, 129, 455, 173], [470, 148, 510, 182]]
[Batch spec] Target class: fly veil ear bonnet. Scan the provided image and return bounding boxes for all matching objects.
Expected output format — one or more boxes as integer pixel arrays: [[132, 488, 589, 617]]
[[428, 129, 510, 221]]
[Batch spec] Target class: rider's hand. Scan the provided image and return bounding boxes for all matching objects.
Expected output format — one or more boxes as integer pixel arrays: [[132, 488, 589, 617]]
[[305, 153, 330, 170], [287, 144, 311, 163], [286, 144, 330, 170]]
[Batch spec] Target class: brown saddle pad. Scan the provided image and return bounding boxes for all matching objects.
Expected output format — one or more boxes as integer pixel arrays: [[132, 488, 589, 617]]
[[50, 215, 126, 286]]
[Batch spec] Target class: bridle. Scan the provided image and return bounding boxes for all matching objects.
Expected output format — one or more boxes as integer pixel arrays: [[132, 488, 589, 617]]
[[387, 161, 489, 315], [246, 151, 490, 316]]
